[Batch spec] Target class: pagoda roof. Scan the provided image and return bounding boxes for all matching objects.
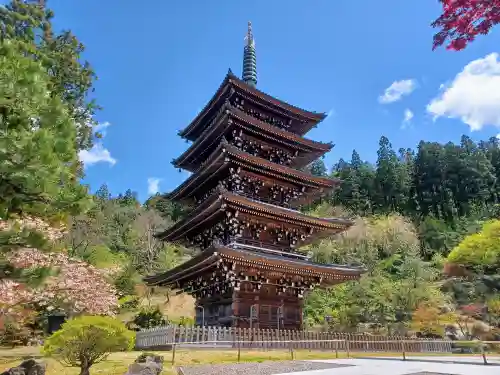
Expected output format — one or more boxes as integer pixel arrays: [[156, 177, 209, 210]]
[[179, 71, 327, 141], [143, 245, 364, 287], [173, 104, 333, 172], [156, 187, 352, 243], [168, 141, 339, 205]]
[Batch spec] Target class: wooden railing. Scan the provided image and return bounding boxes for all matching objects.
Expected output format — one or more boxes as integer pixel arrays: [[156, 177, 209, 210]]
[[135, 325, 454, 353]]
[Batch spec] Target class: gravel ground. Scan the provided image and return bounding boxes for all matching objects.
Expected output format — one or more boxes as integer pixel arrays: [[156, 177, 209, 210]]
[[177, 360, 352, 375]]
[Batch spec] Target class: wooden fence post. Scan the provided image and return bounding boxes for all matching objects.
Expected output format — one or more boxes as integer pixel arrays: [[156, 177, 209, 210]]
[[171, 343, 177, 366], [481, 342, 488, 365]]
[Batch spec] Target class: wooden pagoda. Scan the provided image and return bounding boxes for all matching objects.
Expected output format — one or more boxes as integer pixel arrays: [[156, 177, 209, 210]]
[[144, 22, 364, 330]]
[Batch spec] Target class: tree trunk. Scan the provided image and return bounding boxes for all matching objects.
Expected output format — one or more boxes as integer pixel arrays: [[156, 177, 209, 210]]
[[80, 365, 91, 375]]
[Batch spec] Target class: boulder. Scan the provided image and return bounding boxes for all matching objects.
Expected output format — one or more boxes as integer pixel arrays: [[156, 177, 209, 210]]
[[124, 354, 164, 375], [0, 358, 46, 375]]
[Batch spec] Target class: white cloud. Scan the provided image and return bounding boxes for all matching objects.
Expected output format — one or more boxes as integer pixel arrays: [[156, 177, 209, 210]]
[[379, 79, 417, 104], [427, 53, 500, 131], [78, 120, 116, 167], [147, 178, 161, 195], [79, 143, 117, 167], [401, 109, 414, 129]]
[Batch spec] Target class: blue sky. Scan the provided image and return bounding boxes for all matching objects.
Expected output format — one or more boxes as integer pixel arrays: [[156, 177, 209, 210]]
[[42, 1, 500, 200]]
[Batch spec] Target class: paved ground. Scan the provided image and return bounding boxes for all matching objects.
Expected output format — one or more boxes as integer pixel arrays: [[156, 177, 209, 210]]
[[272, 357, 500, 375], [178, 361, 353, 375]]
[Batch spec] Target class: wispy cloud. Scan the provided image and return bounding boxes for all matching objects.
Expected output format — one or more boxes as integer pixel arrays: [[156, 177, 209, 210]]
[[401, 108, 414, 129], [147, 178, 161, 195], [78, 121, 116, 167], [379, 79, 417, 104], [427, 53, 500, 131], [79, 143, 117, 167]]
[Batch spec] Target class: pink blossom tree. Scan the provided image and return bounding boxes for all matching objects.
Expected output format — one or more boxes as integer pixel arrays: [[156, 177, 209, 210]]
[[4, 249, 118, 316], [433, 0, 500, 50]]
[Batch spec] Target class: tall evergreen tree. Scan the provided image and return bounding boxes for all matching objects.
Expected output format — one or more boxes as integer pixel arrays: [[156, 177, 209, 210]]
[[374, 136, 410, 213], [332, 150, 374, 215], [0, 0, 100, 151], [308, 159, 328, 177]]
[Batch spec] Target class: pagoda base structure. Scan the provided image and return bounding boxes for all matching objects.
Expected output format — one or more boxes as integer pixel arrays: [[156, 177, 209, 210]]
[[145, 245, 362, 330]]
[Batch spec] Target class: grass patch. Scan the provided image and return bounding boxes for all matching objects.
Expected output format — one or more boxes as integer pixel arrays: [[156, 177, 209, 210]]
[[0, 347, 493, 375]]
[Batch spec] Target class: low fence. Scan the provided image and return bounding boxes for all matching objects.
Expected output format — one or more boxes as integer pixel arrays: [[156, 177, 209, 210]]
[[135, 325, 453, 353]]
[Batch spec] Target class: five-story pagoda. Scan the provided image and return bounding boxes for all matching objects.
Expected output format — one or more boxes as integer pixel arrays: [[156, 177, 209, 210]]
[[144, 22, 363, 330]]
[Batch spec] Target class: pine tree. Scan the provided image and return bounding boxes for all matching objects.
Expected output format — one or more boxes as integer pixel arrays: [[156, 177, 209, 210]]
[[0, 41, 89, 300], [0, 0, 100, 151]]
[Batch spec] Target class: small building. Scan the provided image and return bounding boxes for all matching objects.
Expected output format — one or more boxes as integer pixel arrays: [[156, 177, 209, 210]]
[[144, 22, 364, 330]]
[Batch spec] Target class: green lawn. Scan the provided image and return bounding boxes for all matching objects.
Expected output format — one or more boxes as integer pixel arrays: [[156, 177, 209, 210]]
[[0, 346, 490, 375]]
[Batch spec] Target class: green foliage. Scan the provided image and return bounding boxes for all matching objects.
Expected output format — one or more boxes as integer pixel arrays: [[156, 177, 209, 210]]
[[145, 193, 189, 222], [113, 262, 141, 296], [43, 315, 134, 375], [0, 0, 100, 151], [170, 316, 195, 327], [132, 306, 168, 329], [0, 40, 88, 221], [308, 159, 328, 177], [306, 214, 448, 334], [447, 220, 500, 272], [118, 295, 140, 311]]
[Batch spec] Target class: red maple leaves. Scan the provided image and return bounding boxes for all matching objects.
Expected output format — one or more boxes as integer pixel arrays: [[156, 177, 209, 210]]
[[432, 0, 500, 50]]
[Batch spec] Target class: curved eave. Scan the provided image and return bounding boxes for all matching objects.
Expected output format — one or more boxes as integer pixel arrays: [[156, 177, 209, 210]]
[[155, 192, 224, 242], [168, 142, 339, 203], [223, 143, 337, 187], [173, 105, 333, 172], [158, 188, 352, 243], [179, 71, 328, 141], [227, 72, 327, 129], [222, 191, 352, 231], [143, 245, 364, 287], [143, 248, 219, 286], [220, 247, 365, 279], [229, 106, 332, 152]]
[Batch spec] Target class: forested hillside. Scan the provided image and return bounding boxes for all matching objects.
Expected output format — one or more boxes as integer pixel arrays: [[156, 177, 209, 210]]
[[304, 135, 500, 337]]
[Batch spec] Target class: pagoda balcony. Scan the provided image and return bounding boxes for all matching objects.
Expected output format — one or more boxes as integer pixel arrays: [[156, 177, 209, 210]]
[[216, 236, 309, 261], [234, 190, 298, 210], [196, 188, 302, 211]]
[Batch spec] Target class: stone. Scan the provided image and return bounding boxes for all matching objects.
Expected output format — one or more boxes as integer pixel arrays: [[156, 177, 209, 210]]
[[124, 354, 164, 375], [0, 358, 46, 375], [135, 354, 164, 365], [124, 361, 163, 375]]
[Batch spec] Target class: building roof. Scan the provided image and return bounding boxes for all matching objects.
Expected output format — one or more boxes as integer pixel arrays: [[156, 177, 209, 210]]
[[143, 245, 364, 287], [178, 71, 327, 141], [168, 141, 339, 205], [156, 187, 352, 243], [173, 104, 333, 172]]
